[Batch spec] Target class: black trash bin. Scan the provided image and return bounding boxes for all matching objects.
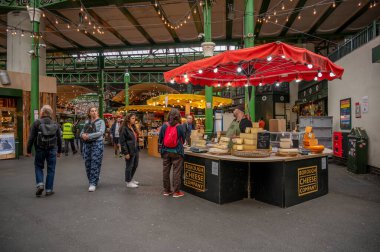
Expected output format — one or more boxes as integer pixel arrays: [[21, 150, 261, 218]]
[[347, 127, 368, 174]]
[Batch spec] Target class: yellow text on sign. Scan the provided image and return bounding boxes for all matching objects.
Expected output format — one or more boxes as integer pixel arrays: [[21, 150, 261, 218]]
[[298, 166, 318, 197], [184, 162, 205, 192]]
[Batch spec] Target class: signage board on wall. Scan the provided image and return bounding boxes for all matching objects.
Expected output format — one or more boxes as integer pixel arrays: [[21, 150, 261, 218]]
[[184, 162, 206, 192], [340, 98, 351, 130]]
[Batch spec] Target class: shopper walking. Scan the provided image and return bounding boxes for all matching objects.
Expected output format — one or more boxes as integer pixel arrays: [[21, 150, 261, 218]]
[[26, 105, 62, 197], [74, 118, 85, 155], [62, 118, 77, 156], [81, 107, 105, 192], [120, 113, 140, 188], [159, 108, 186, 198], [110, 117, 122, 157]]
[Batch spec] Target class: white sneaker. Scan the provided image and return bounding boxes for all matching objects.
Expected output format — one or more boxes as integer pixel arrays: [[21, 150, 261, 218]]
[[132, 180, 139, 185], [88, 185, 96, 192], [126, 182, 138, 188]]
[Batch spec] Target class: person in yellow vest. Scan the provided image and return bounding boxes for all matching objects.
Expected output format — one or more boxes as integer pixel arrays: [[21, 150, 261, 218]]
[[63, 118, 77, 156]]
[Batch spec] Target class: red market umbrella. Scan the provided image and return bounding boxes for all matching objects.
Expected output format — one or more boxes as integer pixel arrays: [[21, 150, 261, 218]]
[[164, 42, 344, 87]]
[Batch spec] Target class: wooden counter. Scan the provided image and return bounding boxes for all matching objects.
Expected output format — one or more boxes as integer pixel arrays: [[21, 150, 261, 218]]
[[147, 135, 161, 158], [182, 149, 331, 207]]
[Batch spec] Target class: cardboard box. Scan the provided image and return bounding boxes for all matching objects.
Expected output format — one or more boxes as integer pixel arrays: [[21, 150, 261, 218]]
[[269, 119, 286, 132]]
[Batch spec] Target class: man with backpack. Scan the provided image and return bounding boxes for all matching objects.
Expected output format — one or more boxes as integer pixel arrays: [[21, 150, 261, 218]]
[[26, 105, 62, 197], [158, 108, 186, 198]]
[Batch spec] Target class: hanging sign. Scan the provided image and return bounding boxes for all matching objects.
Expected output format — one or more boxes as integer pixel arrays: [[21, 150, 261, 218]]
[[340, 98, 351, 130], [355, 102, 361, 118]]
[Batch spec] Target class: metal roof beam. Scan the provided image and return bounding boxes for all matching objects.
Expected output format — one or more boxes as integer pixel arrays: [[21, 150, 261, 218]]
[[50, 10, 108, 47], [308, 2, 343, 34], [279, 0, 307, 37], [226, 0, 234, 40], [151, 0, 180, 43], [117, 5, 155, 44], [189, 0, 203, 35], [87, 9, 131, 46], [335, 1, 371, 34], [255, 0, 271, 37]]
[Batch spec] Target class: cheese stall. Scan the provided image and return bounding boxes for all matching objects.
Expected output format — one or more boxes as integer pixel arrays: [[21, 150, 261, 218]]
[[164, 42, 344, 207], [183, 122, 331, 207]]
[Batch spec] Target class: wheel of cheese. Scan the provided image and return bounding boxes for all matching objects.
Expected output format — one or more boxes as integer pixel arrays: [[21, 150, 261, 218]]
[[279, 148, 299, 154], [308, 145, 325, 153]]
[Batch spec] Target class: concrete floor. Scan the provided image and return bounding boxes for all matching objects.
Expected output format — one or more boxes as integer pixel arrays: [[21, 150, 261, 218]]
[[0, 147, 380, 252]]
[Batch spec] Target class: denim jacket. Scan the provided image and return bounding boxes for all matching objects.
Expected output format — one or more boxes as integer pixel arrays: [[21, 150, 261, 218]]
[[80, 119, 105, 142]]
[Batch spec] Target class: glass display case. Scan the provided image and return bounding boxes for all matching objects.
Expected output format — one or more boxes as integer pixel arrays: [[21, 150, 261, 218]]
[[270, 132, 303, 149], [0, 107, 17, 159]]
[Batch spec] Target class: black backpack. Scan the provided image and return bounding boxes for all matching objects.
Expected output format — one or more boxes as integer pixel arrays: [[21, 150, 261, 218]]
[[83, 119, 100, 134], [37, 120, 58, 149]]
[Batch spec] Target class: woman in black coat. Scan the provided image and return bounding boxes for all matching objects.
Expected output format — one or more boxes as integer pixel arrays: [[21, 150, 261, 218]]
[[119, 113, 140, 188]]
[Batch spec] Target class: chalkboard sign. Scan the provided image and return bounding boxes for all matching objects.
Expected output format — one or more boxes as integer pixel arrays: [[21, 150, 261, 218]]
[[257, 132, 271, 149]]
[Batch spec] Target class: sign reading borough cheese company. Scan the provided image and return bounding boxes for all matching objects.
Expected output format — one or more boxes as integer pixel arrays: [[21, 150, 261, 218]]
[[184, 162, 205, 192], [298, 166, 318, 196]]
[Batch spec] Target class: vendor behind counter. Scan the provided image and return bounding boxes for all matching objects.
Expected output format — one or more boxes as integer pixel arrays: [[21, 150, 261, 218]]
[[226, 105, 253, 137]]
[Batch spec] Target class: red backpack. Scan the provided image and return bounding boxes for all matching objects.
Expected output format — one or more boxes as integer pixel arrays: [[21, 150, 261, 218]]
[[163, 123, 179, 148]]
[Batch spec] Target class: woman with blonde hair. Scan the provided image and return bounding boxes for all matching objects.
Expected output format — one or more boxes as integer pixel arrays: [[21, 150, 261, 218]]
[[120, 113, 140, 188]]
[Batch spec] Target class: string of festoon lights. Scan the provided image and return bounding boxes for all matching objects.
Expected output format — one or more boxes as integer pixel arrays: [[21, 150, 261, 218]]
[[153, 0, 206, 30], [4, 2, 106, 39]]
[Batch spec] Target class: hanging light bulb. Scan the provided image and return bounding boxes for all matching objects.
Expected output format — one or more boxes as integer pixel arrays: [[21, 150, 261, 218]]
[[296, 78, 301, 83], [274, 9, 277, 16], [298, 15, 301, 20], [213, 67, 218, 73], [200, 0, 203, 7], [194, 8, 197, 14], [281, 55, 286, 59], [184, 20, 187, 24], [217, 83, 221, 87], [267, 55, 272, 61], [85, 15, 88, 20], [77, 28, 80, 32], [237, 66, 242, 73], [158, 10, 160, 15], [55, 19, 59, 24], [170, 78, 175, 84], [188, 15, 191, 19], [93, 25, 96, 29], [307, 63, 313, 69], [318, 70, 322, 78], [89, 21, 92, 25], [21, 31, 24, 37], [67, 24, 71, 29], [259, 82, 263, 86], [227, 82, 231, 86], [155, 1, 158, 7], [282, 2, 285, 10], [286, 16, 289, 22], [80, 6, 84, 12], [329, 71, 336, 77], [358, 2, 362, 7], [275, 19, 278, 23], [198, 69, 203, 74], [332, 1, 336, 8], [42, 13, 46, 18], [162, 16, 164, 21], [313, 8, 317, 15], [184, 73, 188, 79], [245, 83, 249, 87]]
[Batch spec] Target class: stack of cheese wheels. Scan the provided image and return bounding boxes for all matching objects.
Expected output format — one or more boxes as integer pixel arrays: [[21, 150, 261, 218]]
[[208, 136, 230, 154], [190, 129, 207, 148], [278, 138, 299, 156], [303, 126, 325, 153], [232, 123, 264, 151]]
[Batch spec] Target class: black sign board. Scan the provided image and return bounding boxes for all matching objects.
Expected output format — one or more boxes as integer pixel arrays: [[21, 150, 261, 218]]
[[257, 132, 270, 149]]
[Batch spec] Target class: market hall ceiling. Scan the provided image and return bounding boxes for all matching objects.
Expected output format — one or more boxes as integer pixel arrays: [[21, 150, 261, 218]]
[[0, 0, 379, 53]]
